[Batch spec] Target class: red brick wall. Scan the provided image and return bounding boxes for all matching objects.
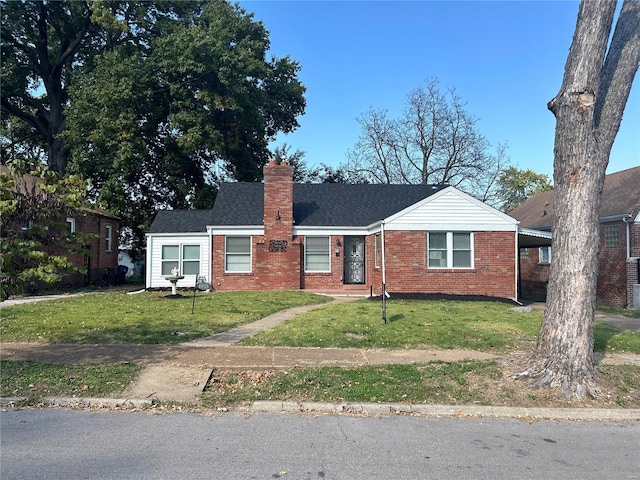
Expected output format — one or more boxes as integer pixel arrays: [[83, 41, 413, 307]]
[[213, 163, 303, 291], [382, 230, 516, 298], [597, 221, 627, 307], [628, 222, 640, 308], [213, 230, 517, 298], [519, 220, 640, 307], [39, 213, 119, 285]]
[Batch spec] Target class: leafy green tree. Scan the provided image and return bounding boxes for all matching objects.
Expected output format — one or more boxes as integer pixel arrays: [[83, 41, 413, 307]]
[[496, 167, 552, 212], [270, 144, 321, 183], [1, 1, 306, 255], [0, 163, 94, 300]]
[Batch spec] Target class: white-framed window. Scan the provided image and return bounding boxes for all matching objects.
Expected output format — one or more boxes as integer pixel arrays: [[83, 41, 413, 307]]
[[182, 245, 200, 275], [374, 234, 381, 268], [66, 217, 75, 233], [539, 246, 552, 264], [305, 236, 331, 272], [225, 236, 252, 273], [105, 225, 113, 252], [427, 232, 473, 269], [162, 244, 201, 276], [162, 245, 180, 275]]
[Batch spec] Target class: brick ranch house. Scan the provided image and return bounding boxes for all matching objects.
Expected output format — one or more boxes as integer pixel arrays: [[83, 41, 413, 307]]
[[146, 163, 551, 300], [0, 165, 120, 287], [510, 166, 640, 309]]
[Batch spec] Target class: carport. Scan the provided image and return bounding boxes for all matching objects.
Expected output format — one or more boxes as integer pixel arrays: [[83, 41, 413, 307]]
[[517, 227, 552, 301]]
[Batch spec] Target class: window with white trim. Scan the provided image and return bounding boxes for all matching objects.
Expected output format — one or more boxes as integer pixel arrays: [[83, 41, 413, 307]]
[[427, 232, 473, 269], [182, 245, 200, 274], [66, 217, 75, 233], [105, 225, 113, 252], [161, 244, 201, 276], [162, 245, 180, 275], [225, 236, 252, 272], [539, 246, 551, 264], [305, 236, 330, 272], [374, 234, 381, 268]]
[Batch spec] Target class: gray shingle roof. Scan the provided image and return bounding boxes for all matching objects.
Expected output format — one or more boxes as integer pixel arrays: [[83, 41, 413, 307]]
[[148, 183, 448, 234], [211, 182, 447, 227], [147, 209, 215, 233]]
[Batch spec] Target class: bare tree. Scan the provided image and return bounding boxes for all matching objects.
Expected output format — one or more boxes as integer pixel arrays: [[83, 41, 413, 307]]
[[346, 78, 507, 198], [516, 0, 639, 399]]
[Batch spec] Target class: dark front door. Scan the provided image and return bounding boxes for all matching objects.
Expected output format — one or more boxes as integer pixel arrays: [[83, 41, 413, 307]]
[[344, 236, 365, 284]]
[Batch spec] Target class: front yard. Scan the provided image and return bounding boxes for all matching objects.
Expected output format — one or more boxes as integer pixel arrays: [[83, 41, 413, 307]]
[[2, 291, 639, 408], [0, 290, 329, 344]]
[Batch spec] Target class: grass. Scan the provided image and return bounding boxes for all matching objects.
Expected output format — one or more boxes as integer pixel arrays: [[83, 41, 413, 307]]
[[242, 298, 640, 354], [201, 361, 640, 409], [201, 361, 502, 406], [0, 360, 142, 399], [2, 293, 638, 408], [0, 290, 329, 344]]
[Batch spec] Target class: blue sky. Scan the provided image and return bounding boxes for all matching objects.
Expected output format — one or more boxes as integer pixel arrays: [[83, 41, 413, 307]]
[[239, 0, 639, 180]]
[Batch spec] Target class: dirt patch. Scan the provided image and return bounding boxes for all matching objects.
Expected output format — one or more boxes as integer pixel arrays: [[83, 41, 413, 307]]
[[470, 354, 640, 409]]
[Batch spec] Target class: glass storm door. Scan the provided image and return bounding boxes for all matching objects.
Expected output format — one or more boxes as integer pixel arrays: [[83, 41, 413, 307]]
[[344, 236, 365, 284]]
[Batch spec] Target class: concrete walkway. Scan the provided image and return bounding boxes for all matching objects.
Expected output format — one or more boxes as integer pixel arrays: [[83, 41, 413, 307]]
[[2, 294, 640, 404]]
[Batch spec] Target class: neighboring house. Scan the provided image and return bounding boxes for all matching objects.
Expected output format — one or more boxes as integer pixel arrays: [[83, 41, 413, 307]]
[[0, 165, 120, 287], [510, 166, 640, 308], [147, 163, 551, 300]]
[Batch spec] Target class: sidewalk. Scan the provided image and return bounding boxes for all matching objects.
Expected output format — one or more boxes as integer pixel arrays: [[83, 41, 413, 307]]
[[2, 294, 639, 409]]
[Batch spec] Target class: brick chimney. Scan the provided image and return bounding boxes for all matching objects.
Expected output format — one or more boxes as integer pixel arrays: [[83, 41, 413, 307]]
[[263, 162, 294, 242]]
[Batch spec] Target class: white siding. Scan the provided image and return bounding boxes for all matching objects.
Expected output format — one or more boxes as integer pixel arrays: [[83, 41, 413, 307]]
[[146, 234, 211, 289], [386, 187, 517, 231]]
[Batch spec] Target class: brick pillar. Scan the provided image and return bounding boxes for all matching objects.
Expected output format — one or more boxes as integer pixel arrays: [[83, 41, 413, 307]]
[[259, 162, 300, 289], [264, 163, 294, 240]]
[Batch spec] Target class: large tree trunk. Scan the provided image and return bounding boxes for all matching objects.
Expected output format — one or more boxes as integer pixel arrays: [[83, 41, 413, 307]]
[[516, 0, 639, 399]]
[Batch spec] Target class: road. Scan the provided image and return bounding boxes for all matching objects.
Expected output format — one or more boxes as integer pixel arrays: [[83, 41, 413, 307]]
[[1, 409, 638, 479]]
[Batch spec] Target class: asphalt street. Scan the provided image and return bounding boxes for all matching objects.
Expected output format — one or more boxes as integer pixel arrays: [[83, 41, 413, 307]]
[[1, 409, 638, 480]]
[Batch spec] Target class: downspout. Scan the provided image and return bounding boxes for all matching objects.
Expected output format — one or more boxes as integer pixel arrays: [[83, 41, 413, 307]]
[[514, 228, 521, 304], [146, 235, 152, 289], [208, 227, 213, 287], [622, 214, 631, 260], [381, 220, 388, 324], [381, 220, 387, 289]]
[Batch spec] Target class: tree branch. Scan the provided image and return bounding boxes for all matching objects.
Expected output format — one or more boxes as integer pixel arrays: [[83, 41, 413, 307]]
[[594, 0, 640, 152], [0, 98, 49, 141]]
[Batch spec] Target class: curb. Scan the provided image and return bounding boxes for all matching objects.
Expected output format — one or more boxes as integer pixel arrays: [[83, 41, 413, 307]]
[[4, 396, 638, 422], [250, 400, 640, 422], [0, 396, 152, 409]]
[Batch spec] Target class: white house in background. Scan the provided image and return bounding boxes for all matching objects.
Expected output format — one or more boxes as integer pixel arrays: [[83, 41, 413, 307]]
[[145, 210, 214, 289]]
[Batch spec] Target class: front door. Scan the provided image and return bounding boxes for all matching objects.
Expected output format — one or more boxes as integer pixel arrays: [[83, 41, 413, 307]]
[[343, 236, 365, 284]]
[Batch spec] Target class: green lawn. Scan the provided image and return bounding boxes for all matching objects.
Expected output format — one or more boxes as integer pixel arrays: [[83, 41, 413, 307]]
[[0, 290, 329, 344], [242, 298, 640, 354], [3, 293, 638, 354], [201, 362, 640, 409], [0, 360, 142, 399]]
